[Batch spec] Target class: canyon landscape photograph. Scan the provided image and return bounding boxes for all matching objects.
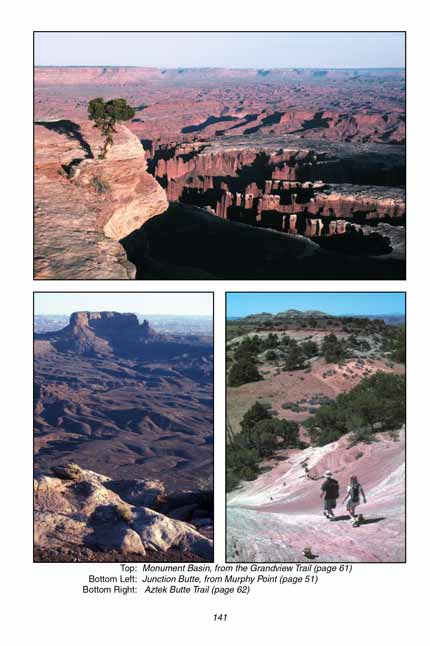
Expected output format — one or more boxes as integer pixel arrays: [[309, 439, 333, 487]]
[[34, 292, 214, 562], [226, 292, 405, 562], [34, 32, 405, 280]]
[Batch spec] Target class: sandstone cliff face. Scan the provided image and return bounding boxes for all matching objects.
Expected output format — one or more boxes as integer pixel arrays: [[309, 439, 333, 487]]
[[75, 157, 168, 240], [34, 120, 168, 279]]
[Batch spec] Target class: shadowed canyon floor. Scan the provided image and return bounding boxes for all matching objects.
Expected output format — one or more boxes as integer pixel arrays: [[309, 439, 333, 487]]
[[34, 312, 214, 561]]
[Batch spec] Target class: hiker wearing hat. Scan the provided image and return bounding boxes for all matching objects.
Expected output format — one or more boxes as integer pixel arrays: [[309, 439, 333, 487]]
[[342, 475, 366, 527], [320, 470, 339, 520]]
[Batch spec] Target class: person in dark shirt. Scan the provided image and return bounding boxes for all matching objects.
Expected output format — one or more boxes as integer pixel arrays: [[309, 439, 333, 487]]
[[320, 470, 339, 519]]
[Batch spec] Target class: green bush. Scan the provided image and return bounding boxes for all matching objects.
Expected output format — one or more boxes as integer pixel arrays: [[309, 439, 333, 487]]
[[228, 357, 262, 387], [304, 371, 405, 446], [301, 340, 318, 358], [284, 342, 306, 371], [88, 97, 135, 159], [321, 333, 348, 363], [226, 403, 300, 491]]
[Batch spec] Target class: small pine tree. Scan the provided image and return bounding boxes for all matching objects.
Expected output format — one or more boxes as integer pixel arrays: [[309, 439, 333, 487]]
[[284, 343, 306, 371], [88, 98, 135, 159], [228, 357, 261, 387]]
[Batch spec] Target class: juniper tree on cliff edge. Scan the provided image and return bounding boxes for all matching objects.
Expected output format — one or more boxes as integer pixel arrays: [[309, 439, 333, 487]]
[[88, 98, 135, 159]]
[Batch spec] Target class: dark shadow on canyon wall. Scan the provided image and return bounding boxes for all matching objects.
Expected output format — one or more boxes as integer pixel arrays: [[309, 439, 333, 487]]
[[35, 120, 93, 159], [121, 202, 405, 280]]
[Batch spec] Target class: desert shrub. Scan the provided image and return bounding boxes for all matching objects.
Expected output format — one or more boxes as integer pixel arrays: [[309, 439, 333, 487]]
[[261, 333, 279, 350], [233, 335, 261, 361], [301, 340, 318, 358], [347, 429, 376, 447], [226, 404, 300, 491], [281, 401, 303, 412], [307, 407, 319, 414], [321, 333, 348, 363], [304, 371, 405, 446], [284, 342, 306, 371], [390, 324, 406, 363], [228, 357, 261, 387], [240, 401, 272, 436]]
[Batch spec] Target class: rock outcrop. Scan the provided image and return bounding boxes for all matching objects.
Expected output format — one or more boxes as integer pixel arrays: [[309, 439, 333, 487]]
[[34, 120, 168, 279], [34, 464, 213, 561], [35, 311, 180, 358]]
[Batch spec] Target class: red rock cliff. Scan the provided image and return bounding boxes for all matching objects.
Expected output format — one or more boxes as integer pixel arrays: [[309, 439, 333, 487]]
[[34, 120, 168, 278]]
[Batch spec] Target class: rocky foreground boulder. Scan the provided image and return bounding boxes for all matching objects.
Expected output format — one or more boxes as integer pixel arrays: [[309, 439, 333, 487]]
[[34, 464, 213, 561]]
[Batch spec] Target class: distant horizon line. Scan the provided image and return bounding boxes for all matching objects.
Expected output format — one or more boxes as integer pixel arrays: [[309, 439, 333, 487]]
[[228, 311, 405, 318], [34, 65, 405, 71], [35, 312, 212, 317]]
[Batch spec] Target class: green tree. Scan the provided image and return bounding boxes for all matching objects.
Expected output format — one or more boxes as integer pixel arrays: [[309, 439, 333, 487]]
[[251, 419, 279, 457], [321, 333, 347, 363], [284, 342, 306, 371], [88, 98, 135, 159], [304, 371, 405, 446], [226, 403, 303, 492], [233, 335, 261, 361], [240, 401, 272, 437], [228, 357, 261, 387], [276, 419, 300, 447], [262, 333, 279, 350], [301, 340, 318, 358], [391, 325, 406, 364]]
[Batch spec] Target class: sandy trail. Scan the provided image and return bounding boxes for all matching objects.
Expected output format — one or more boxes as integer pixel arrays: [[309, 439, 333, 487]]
[[227, 430, 405, 562]]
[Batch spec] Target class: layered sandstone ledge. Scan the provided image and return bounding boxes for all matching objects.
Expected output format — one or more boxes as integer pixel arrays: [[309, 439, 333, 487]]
[[34, 120, 168, 279], [34, 464, 213, 561]]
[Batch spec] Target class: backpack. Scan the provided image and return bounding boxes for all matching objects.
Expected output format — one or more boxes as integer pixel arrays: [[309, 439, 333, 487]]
[[326, 478, 339, 499], [351, 483, 360, 503]]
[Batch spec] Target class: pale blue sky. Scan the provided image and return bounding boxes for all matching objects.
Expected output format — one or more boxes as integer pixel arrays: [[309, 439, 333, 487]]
[[227, 293, 405, 318], [35, 293, 213, 316], [34, 32, 405, 68]]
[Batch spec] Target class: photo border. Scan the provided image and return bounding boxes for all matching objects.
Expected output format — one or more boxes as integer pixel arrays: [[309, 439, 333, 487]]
[[224, 290, 407, 564], [33, 30, 407, 281], [33, 290, 215, 564]]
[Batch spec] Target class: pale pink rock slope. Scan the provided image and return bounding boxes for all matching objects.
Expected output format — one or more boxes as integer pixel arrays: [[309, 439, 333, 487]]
[[227, 430, 405, 562]]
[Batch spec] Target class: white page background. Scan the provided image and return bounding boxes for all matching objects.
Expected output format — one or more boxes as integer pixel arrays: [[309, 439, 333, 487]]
[[2, 4, 428, 644]]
